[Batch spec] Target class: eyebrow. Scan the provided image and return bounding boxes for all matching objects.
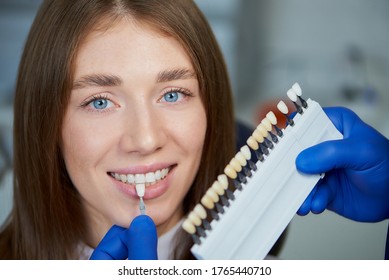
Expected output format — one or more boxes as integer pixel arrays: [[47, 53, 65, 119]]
[[72, 74, 122, 89], [157, 68, 196, 83], [72, 68, 196, 90]]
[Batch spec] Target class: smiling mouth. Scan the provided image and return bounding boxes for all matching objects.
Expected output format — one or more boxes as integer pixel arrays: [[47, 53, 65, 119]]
[[110, 167, 171, 186]]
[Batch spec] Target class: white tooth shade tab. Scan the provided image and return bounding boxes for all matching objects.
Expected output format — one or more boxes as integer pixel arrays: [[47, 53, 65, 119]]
[[136, 183, 145, 197], [224, 164, 237, 179], [277, 100, 289, 114], [266, 111, 277, 125], [247, 136, 259, 151], [201, 195, 215, 209], [229, 158, 242, 172], [188, 211, 202, 226], [206, 188, 219, 203], [287, 88, 298, 102], [217, 174, 229, 189], [182, 219, 196, 234], [252, 129, 264, 143], [292, 82, 302, 96], [261, 118, 272, 132], [194, 204, 207, 219], [240, 145, 251, 160], [257, 124, 269, 137], [235, 152, 247, 166], [211, 181, 225, 195]]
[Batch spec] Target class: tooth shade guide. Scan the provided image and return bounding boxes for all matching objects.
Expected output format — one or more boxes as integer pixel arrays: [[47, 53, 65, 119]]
[[291, 83, 308, 108], [139, 197, 146, 215], [217, 174, 229, 189], [252, 129, 264, 143], [194, 204, 207, 219], [188, 211, 202, 226], [266, 111, 283, 138], [240, 145, 251, 160], [246, 136, 259, 151], [189, 97, 343, 259], [201, 195, 215, 209], [277, 100, 294, 126], [224, 164, 237, 179], [235, 152, 247, 166], [205, 188, 219, 203], [286, 88, 298, 102], [287, 88, 304, 114], [211, 181, 225, 195], [187, 85, 341, 259], [182, 219, 196, 235], [135, 183, 145, 197], [276, 100, 288, 114], [266, 111, 277, 125], [292, 82, 302, 95], [261, 118, 279, 143], [256, 124, 268, 138], [229, 158, 242, 172], [260, 119, 272, 132]]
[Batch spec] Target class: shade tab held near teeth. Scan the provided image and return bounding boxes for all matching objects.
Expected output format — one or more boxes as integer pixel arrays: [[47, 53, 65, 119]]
[[136, 183, 145, 197]]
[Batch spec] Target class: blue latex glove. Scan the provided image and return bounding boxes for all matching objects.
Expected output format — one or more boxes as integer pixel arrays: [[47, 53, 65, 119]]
[[90, 215, 158, 260], [296, 107, 389, 222]]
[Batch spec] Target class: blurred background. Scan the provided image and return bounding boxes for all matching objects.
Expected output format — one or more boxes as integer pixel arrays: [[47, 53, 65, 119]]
[[1, 0, 388, 259]]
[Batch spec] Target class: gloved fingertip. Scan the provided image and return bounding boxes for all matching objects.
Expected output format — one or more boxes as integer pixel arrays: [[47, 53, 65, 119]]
[[310, 200, 327, 214], [130, 215, 156, 230], [296, 140, 347, 174], [310, 184, 332, 214], [125, 215, 158, 260], [90, 225, 127, 260], [297, 189, 315, 216], [295, 149, 312, 174], [297, 206, 310, 216]]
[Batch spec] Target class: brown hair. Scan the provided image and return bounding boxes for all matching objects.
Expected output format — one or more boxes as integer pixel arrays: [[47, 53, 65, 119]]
[[0, 0, 235, 259]]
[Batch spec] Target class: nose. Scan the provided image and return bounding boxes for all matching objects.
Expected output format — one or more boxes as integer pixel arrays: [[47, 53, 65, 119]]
[[119, 104, 166, 155]]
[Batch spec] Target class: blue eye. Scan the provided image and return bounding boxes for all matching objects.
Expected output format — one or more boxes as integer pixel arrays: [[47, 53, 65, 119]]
[[92, 98, 109, 109], [80, 95, 114, 112], [163, 91, 180, 103]]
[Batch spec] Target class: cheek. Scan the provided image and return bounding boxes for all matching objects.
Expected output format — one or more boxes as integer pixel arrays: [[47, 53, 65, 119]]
[[61, 116, 115, 179], [62, 124, 92, 170], [174, 106, 207, 155]]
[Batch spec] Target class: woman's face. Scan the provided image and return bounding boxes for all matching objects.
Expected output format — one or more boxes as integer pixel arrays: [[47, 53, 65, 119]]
[[61, 18, 206, 246]]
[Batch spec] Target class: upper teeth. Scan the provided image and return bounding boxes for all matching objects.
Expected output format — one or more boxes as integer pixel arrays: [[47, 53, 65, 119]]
[[111, 167, 169, 185]]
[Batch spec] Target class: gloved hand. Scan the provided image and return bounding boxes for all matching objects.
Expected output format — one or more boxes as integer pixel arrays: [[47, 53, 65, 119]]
[[296, 107, 389, 222], [90, 215, 158, 260]]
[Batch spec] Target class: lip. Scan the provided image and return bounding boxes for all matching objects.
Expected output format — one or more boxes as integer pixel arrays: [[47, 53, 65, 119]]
[[109, 163, 176, 200]]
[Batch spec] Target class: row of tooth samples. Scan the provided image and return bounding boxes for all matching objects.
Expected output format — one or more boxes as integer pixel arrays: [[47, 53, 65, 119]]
[[182, 174, 230, 244], [182, 106, 285, 243], [182, 82, 308, 244], [277, 82, 308, 127]]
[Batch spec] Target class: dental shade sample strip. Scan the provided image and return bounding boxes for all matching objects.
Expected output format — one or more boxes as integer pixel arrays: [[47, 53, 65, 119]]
[[182, 83, 343, 259]]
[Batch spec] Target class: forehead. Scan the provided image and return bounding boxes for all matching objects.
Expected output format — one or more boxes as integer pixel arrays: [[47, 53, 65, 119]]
[[73, 17, 194, 77]]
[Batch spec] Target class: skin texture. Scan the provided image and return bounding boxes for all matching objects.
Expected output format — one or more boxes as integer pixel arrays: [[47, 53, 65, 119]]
[[61, 18, 207, 248]]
